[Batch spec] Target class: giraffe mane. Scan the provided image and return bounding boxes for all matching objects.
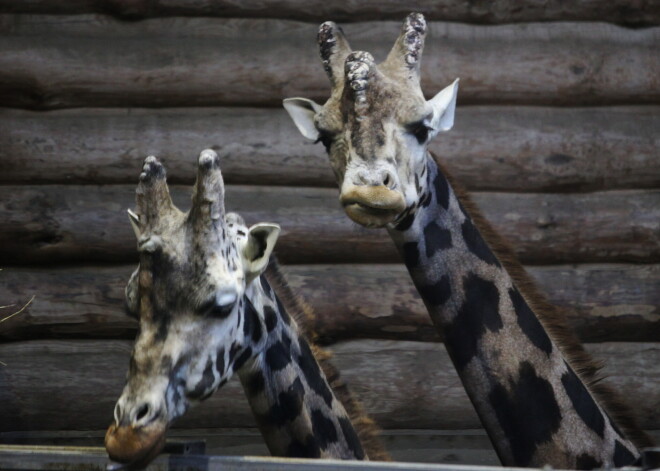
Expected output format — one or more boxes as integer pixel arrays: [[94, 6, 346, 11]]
[[264, 257, 391, 461], [431, 152, 654, 450]]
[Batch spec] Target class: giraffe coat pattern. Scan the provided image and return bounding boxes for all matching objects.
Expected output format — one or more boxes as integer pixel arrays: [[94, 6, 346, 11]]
[[106, 151, 374, 468], [283, 12, 652, 468]]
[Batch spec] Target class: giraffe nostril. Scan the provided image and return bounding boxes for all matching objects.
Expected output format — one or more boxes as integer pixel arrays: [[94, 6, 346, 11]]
[[135, 403, 150, 423], [114, 403, 122, 424]]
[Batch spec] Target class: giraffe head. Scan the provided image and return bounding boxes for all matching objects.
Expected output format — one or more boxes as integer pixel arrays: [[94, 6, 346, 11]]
[[105, 150, 279, 468], [284, 13, 458, 228]]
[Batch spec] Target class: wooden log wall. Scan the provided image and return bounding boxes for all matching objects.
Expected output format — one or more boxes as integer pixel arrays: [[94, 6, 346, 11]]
[[0, 340, 658, 432], [0, 18, 659, 108], [0, 1, 658, 455]]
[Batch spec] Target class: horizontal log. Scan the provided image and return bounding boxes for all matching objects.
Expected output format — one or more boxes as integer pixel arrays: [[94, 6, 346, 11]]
[[0, 429, 502, 464], [1, 17, 659, 108], [1, 106, 659, 192], [0, 447, 499, 471], [3, 430, 659, 467], [0, 429, 493, 466], [4, 430, 660, 468], [283, 264, 660, 344], [1, 185, 658, 265], [1, 264, 658, 343], [0, 0, 658, 25], [329, 341, 660, 431], [0, 340, 656, 431]]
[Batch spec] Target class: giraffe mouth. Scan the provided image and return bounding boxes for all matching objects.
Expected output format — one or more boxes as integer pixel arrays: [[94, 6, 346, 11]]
[[105, 421, 167, 469], [343, 203, 399, 226], [341, 186, 406, 227]]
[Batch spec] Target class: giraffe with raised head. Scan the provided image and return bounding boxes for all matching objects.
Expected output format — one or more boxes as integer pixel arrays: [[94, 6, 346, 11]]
[[105, 150, 387, 468], [283, 13, 653, 469]]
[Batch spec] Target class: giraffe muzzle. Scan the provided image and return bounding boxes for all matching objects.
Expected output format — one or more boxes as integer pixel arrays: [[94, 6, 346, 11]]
[[340, 185, 406, 227], [105, 420, 167, 469]]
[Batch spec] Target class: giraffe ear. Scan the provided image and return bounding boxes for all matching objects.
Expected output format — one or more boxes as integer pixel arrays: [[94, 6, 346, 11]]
[[124, 266, 140, 319], [242, 223, 281, 281], [127, 208, 142, 238], [283, 98, 322, 141], [428, 78, 459, 138]]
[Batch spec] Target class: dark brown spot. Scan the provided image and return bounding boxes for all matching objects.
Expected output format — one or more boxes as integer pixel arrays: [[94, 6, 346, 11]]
[[489, 362, 562, 466], [416, 275, 451, 307], [509, 288, 552, 355], [424, 221, 452, 258], [561, 365, 605, 438], [311, 409, 338, 449], [445, 274, 502, 370]]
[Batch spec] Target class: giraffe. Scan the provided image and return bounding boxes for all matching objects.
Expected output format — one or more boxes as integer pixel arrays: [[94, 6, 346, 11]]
[[283, 13, 653, 469], [105, 150, 388, 468]]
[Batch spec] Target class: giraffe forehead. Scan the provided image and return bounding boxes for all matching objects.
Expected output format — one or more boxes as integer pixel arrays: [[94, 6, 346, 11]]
[[185, 215, 242, 273], [348, 116, 390, 156], [327, 90, 429, 168]]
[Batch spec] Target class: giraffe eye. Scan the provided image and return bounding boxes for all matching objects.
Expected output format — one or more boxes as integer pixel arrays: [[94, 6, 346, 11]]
[[315, 130, 333, 151], [408, 121, 432, 144], [199, 296, 237, 318]]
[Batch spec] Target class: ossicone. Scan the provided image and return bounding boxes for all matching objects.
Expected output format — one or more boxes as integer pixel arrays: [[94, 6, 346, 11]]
[[318, 21, 352, 89], [383, 12, 427, 83], [135, 155, 174, 229]]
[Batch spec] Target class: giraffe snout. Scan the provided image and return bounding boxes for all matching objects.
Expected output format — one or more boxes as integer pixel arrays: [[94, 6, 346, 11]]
[[106, 399, 168, 468], [355, 167, 397, 189]]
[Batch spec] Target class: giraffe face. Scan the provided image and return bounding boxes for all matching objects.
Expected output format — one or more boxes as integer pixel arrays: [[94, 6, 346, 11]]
[[284, 13, 458, 228], [106, 151, 279, 468]]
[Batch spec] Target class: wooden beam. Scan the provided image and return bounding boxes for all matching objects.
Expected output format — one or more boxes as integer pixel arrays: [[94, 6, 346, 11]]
[[0, 0, 657, 25], [0, 445, 518, 471], [0, 340, 656, 432], [1, 18, 658, 107], [0, 429, 502, 465], [1, 185, 658, 265], [1, 264, 658, 343], [3, 429, 659, 466], [2, 106, 658, 192]]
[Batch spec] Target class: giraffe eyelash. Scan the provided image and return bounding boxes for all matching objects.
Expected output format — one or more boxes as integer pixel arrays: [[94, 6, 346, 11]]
[[198, 296, 236, 318], [406, 121, 433, 144]]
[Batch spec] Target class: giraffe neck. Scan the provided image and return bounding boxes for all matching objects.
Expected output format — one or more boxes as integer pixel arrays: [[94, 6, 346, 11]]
[[236, 275, 366, 460], [387, 154, 641, 468]]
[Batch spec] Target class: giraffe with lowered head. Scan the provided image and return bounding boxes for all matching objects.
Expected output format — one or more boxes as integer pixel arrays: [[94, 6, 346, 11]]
[[283, 13, 652, 469], [105, 150, 387, 468]]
